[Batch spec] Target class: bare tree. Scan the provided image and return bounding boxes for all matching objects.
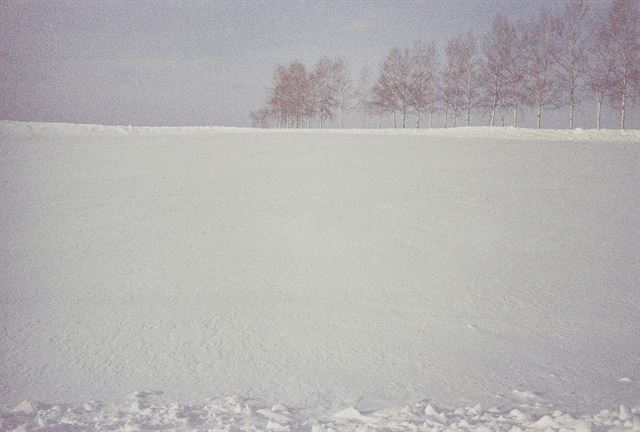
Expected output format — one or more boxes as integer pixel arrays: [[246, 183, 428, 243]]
[[304, 80, 317, 128], [310, 57, 338, 128], [522, 9, 562, 129], [609, 0, 640, 129], [286, 62, 312, 128], [504, 21, 528, 127], [268, 65, 288, 128], [440, 64, 454, 128], [371, 81, 391, 128], [443, 35, 466, 127], [354, 64, 372, 128], [459, 32, 479, 126], [479, 15, 513, 126], [585, 12, 617, 129], [409, 41, 439, 128], [332, 57, 353, 128], [557, 0, 589, 129], [426, 55, 440, 128], [376, 47, 412, 128]]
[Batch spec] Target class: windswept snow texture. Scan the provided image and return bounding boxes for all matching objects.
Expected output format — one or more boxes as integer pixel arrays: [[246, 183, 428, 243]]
[[1, 122, 639, 419]]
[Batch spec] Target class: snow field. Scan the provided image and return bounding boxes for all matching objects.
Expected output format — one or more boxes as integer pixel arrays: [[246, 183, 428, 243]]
[[1, 121, 639, 430]]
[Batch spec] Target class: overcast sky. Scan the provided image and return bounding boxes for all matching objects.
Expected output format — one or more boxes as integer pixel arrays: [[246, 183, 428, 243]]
[[0, 0, 631, 128]]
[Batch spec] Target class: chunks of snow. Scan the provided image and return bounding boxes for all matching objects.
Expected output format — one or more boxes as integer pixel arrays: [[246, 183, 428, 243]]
[[425, 403, 448, 423], [1, 396, 638, 431], [12, 401, 39, 414], [333, 406, 375, 423]]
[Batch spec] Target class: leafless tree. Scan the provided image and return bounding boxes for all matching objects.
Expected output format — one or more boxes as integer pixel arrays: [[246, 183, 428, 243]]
[[287, 61, 313, 128], [457, 32, 479, 127], [268, 65, 288, 128], [442, 35, 473, 128], [310, 57, 338, 128], [376, 47, 412, 128], [479, 15, 513, 126], [354, 64, 372, 128], [332, 57, 353, 128], [585, 12, 617, 129], [522, 9, 562, 129], [265, 62, 313, 128], [556, 0, 589, 129], [608, 0, 640, 129], [371, 81, 391, 128], [440, 66, 455, 128], [504, 21, 528, 127], [447, 31, 479, 127], [409, 41, 439, 128]]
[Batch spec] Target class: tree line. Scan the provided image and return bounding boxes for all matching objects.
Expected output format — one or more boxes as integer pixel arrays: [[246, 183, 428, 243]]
[[251, 0, 639, 130]]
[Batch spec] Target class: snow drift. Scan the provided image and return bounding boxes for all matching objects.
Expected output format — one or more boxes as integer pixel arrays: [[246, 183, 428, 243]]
[[1, 121, 639, 430]]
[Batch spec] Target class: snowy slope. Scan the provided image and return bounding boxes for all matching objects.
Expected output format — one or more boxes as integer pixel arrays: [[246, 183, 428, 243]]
[[1, 121, 639, 430]]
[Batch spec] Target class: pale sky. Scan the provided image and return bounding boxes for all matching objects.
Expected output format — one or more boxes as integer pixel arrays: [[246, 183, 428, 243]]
[[0, 0, 630, 128]]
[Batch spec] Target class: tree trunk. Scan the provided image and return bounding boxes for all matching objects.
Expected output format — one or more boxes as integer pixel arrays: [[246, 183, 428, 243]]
[[466, 106, 471, 126], [392, 110, 397, 128], [536, 105, 542, 129], [501, 104, 505, 127], [596, 97, 602, 130], [620, 90, 626, 130], [569, 104, 574, 129], [429, 111, 434, 128], [362, 107, 366, 128], [320, 114, 324, 129], [378, 111, 382, 129], [512, 101, 518, 127], [490, 96, 497, 126], [416, 112, 420, 129], [569, 91, 575, 129], [401, 110, 406, 128], [453, 106, 458, 128], [444, 106, 449, 128]]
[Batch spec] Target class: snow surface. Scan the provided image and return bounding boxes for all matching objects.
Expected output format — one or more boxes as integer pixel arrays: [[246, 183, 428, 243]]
[[1, 121, 639, 431]]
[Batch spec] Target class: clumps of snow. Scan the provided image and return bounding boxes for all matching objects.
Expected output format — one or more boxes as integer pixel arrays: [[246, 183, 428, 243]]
[[333, 406, 375, 423], [424, 403, 448, 422], [1, 394, 639, 432], [511, 389, 542, 403]]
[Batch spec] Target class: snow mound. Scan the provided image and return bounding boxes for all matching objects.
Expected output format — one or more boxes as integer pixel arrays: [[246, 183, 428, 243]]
[[1, 395, 639, 432]]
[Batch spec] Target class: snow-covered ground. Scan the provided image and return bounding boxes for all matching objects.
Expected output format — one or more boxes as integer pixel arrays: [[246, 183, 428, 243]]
[[1, 121, 639, 431]]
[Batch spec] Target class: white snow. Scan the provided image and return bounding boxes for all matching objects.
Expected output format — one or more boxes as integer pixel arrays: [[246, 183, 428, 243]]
[[1, 121, 639, 431], [2, 393, 640, 431]]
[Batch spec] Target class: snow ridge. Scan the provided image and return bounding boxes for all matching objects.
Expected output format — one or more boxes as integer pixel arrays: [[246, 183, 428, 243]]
[[2, 120, 639, 141]]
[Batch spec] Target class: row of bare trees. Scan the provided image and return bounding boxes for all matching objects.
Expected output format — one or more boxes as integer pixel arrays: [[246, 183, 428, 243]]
[[250, 58, 352, 129], [251, 0, 639, 130]]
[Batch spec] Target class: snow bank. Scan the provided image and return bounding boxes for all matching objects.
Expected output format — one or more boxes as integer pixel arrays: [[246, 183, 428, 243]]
[[2, 119, 639, 141]]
